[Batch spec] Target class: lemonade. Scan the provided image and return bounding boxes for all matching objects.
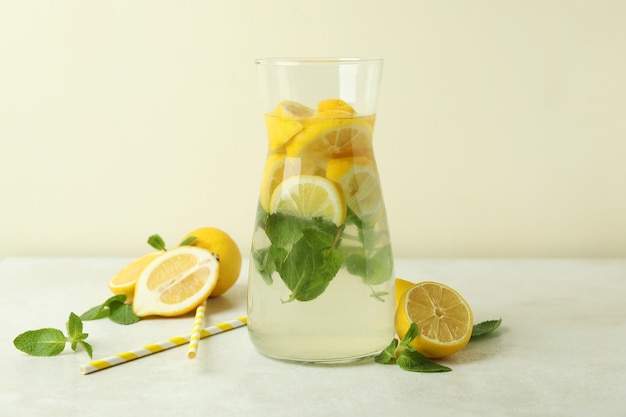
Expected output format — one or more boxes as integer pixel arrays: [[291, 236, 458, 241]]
[[248, 93, 396, 362]]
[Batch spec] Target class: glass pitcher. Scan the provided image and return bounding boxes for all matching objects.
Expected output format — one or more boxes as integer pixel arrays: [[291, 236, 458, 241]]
[[248, 58, 395, 362]]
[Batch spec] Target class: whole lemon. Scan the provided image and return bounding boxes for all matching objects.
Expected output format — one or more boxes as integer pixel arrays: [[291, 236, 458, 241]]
[[179, 227, 242, 297]]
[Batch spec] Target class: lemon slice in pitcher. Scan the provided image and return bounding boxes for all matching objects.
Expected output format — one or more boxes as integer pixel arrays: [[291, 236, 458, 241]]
[[259, 154, 324, 212], [326, 157, 383, 225], [317, 98, 356, 114], [269, 175, 347, 226], [286, 118, 374, 160], [264, 100, 316, 151]]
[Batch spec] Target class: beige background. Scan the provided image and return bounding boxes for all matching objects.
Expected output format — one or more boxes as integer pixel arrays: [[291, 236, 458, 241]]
[[1, 0, 624, 259]]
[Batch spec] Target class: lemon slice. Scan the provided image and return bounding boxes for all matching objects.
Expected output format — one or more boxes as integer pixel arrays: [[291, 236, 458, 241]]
[[395, 281, 474, 358], [264, 115, 303, 152], [264, 101, 316, 152], [274, 100, 315, 118], [269, 174, 347, 226], [285, 118, 374, 160], [326, 156, 383, 225], [317, 98, 356, 114], [132, 246, 220, 317], [259, 153, 324, 212], [107, 252, 162, 303]]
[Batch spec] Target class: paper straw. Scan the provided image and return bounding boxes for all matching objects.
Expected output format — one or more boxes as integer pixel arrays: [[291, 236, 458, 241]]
[[79, 316, 247, 375], [187, 299, 207, 359]]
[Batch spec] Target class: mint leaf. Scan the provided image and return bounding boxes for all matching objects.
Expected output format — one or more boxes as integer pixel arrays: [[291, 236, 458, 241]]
[[345, 206, 363, 229], [278, 240, 342, 303], [369, 290, 389, 301], [362, 246, 393, 285], [66, 312, 86, 350], [66, 312, 83, 340], [345, 252, 366, 277], [80, 304, 109, 321], [344, 246, 393, 286], [104, 294, 127, 305], [252, 247, 274, 285], [266, 213, 305, 247], [399, 322, 419, 350], [374, 338, 398, 364], [109, 302, 141, 325], [471, 318, 502, 339], [302, 227, 334, 249], [397, 350, 452, 373], [147, 234, 167, 251], [80, 295, 140, 325], [13, 328, 66, 357], [264, 213, 343, 303], [78, 340, 93, 358], [180, 236, 197, 246]]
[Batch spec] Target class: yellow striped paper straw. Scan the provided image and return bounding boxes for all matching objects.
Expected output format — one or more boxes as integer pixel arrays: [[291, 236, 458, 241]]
[[79, 316, 247, 375], [187, 299, 207, 359]]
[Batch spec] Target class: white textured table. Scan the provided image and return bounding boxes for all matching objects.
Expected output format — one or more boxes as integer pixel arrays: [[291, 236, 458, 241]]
[[1, 258, 625, 416]]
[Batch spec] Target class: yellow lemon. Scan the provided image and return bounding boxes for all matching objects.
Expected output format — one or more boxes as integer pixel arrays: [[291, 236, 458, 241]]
[[132, 246, 220, 317], [395, 281, 473, 358], [179, 227, 242, 297], [107, 252, 163, 303], [269, 175, 347, 226]]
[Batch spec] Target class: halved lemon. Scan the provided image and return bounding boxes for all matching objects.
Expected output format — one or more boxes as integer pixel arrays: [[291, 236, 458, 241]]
[[285, 118, 374, 160], [132, 246, 220, 317], [394, 278, 414, 307], [269, 174, 347, 226], [178, 227, 242, 298], [107, 252, 162, 303], [395, 281, 474, 358], [326, 156, 384, 225]]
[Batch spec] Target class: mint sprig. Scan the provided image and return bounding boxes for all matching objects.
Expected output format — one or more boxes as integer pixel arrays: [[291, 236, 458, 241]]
[[375, 323, 451, 372], [13, 313, 93, 358], [376, 318, 503, 373], [80, 294, 141, 325]]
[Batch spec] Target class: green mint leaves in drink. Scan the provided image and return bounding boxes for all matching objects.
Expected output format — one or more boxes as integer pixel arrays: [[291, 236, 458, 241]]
[[251, 207, 393, 303], [13, 313, 93, 358], [253, 212, 343, 303]]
